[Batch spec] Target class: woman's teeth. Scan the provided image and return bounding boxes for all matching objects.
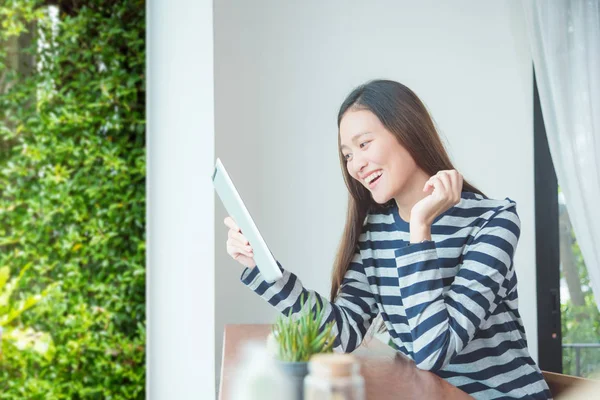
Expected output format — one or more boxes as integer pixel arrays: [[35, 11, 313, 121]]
[[365, 170, 383, 184]]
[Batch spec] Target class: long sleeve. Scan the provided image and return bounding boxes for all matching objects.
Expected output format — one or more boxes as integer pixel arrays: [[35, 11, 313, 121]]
[[240, 248, 378, 353], [390, 207, 520, 372]]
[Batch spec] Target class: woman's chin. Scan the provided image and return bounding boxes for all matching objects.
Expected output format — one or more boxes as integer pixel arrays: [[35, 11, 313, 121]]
[[371, 191, 390, 205]]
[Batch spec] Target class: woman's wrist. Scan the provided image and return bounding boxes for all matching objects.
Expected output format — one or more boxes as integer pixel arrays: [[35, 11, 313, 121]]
[[409, 221, 432, 243]]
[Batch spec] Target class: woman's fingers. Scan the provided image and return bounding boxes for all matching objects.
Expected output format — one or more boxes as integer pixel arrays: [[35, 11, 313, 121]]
[[451, 171, 463, 201], [224, 216, 240, 232], [229, 240, 253, 256], [428, 175, 447, 194], [228, 227, 250, 245], [227, 244, 256, 268], [436, 170, 462, 203], [424, 175, 442, 192], [224, 216, 256, 268], [224, 216, 252, 249], [227, 242, 253, 258], [445, 170, 463, 202], [226, 229, 253, 254], [425, 170, 463, 205], [423, 176, 435, 192], [436, 172, 451, 194], [413, 170, 464, 225]]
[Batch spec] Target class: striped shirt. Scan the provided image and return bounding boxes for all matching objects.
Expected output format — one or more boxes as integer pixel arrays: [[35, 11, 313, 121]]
[[240, 191, 552, 399]]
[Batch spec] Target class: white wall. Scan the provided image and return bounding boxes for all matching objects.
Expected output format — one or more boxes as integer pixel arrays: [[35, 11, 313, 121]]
[[148, 0, 214, 398], [214, 0, 535, 388]]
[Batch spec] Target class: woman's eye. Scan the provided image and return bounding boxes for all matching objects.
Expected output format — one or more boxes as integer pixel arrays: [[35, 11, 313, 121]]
[[360, 141, 370, 148], [344, 154, 351, 161]]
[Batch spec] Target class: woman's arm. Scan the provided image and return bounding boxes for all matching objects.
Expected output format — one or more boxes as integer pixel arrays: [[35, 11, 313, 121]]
[[240, 248, 378, 353], [392, 206, 520, 371]]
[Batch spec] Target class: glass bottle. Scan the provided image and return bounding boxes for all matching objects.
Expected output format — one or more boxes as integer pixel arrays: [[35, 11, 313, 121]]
[[304, 353, 365, 400]]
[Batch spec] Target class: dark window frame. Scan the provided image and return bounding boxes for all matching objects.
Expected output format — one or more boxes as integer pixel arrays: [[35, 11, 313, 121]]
[[534, 67, 562, 373]]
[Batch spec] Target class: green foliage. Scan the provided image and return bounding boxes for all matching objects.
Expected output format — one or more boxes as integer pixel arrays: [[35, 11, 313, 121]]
[[272, 293, 336, 362], [0, 1, 145, 398], [0, 264, 55, 362], [561, 223, 600, 378]]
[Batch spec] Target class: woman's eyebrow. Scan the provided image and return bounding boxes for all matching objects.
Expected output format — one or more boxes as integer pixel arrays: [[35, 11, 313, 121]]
[[340, 132, 371, 150]]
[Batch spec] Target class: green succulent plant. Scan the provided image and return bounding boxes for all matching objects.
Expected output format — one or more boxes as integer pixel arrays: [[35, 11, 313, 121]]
[[272, 292, 336, 362]]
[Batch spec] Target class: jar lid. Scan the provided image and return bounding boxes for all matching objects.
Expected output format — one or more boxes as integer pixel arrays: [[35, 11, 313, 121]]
[[308, 353, 359, 378]]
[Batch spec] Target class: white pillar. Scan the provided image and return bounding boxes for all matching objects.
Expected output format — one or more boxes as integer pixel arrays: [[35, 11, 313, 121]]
[[147, 0, 215, 398]]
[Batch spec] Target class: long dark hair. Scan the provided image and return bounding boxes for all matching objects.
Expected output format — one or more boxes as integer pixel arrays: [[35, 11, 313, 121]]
[[331, 80, 485, 303]]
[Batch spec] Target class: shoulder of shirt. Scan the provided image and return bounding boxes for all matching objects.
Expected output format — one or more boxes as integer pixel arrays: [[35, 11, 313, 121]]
[[456, 191, 519, 223], [459, 191, 517, 209], [362, 191, 519, 227]]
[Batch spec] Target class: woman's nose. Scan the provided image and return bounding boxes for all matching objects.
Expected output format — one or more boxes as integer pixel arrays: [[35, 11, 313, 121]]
[[352, 155, 368, 176]]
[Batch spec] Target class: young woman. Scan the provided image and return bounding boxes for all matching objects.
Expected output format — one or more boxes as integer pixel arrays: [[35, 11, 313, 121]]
[[224, 80, 551, 399]]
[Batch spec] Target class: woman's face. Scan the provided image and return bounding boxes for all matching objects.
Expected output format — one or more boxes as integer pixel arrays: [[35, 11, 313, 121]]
[[339, 109, 419, 204]]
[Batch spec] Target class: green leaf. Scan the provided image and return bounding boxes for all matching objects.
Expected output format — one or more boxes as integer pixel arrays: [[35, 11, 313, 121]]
[[0, 266, 9, 290]]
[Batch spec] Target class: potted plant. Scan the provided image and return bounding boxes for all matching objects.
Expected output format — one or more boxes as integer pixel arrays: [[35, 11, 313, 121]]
[[269, 292, 336, 400]]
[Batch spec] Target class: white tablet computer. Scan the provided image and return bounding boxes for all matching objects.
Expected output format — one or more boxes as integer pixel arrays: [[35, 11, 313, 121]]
[[212, 158, 283, 282]]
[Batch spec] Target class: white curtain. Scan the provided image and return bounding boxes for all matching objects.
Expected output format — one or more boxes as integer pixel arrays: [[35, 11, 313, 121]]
[[522, 0, 600, 311]]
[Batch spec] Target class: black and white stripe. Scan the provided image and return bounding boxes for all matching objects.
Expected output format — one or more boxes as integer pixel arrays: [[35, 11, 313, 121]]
[[240, 192, 552, 399]]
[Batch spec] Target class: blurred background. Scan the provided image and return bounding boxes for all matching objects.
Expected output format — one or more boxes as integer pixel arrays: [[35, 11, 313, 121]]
[[0, 1, 145, 398]]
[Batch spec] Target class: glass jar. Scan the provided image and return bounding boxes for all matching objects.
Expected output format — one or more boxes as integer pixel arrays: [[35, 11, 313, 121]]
[[304, 353, 365, 400]]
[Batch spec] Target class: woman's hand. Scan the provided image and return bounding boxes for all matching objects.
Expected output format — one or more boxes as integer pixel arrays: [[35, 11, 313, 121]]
[[409, 170, 463, 242], [224, 216, 256, 268]]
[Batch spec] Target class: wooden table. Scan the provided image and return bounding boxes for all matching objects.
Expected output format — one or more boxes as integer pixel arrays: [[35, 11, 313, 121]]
[[219, 324, 472, 400]]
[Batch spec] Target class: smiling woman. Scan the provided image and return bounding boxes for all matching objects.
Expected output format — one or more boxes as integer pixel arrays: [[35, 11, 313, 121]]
[[224, 80, 553, 399]]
